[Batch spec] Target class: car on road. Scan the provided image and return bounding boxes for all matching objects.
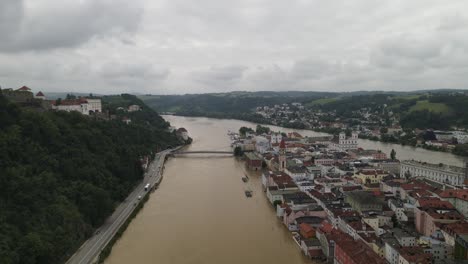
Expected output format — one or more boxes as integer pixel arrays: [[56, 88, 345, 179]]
[[138, 195, 142, 200]]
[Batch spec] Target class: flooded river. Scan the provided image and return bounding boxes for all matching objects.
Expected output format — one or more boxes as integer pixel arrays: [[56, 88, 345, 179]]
[[105, 116, 465, 264]]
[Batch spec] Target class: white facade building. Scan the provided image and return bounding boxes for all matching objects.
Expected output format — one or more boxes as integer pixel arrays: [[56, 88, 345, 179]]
[[330, 132, 358, 151], [86, 98, 102, 113], [400, 160, 467, 186]]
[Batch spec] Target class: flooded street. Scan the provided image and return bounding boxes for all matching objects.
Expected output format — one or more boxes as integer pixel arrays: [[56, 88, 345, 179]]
[[105, 116, 464, 264]]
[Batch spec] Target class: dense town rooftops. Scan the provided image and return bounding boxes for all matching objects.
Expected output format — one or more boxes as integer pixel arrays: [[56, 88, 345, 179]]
[[336, 239, 385, 264], [398, 246, 432, 264], [418, 197, 455, 209], [442, 222, 468, 236], [347, 191, 384, 205], [283, 192, 316, 204], [439, 189, 468, 201]]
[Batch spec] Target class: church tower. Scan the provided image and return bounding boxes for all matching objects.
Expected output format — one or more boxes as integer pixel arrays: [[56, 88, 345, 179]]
[[279, 139, 286, 172]]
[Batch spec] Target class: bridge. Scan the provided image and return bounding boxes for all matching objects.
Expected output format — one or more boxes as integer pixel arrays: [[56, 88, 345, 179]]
[[172, 150, 233, 155]]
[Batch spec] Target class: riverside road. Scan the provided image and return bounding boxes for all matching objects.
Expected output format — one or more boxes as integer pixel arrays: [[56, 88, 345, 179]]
[[65, 149, 173, 264]]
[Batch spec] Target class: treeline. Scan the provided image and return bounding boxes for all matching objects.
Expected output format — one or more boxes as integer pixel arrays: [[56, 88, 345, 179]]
[[140, 93, 326, 114], [0, 93, 179, 264]]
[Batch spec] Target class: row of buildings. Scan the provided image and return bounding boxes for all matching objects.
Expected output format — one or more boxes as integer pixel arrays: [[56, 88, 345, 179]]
[[1, 86, 103, 115], [235, 127, 468, 263]]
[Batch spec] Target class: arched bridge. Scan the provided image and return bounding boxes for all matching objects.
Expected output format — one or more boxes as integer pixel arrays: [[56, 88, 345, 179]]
[[172, 150, 233, 155]]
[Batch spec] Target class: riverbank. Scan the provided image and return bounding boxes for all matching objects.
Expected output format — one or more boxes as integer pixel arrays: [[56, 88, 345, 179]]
[[66, 148, 179, 264], [166, 114, 466, 166], [167, 113, 468, 157]]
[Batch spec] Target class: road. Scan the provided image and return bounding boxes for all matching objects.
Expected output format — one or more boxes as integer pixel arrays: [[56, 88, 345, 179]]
[[65, 149, 174, 264]]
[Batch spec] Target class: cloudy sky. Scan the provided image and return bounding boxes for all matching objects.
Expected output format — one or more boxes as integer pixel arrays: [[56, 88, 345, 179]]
[[1, 0, 468, 94]]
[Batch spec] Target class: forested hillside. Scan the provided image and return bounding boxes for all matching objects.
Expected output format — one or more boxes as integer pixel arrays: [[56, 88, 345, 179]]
[[0, 93, 179, 264], [140, 91, 332, 114]]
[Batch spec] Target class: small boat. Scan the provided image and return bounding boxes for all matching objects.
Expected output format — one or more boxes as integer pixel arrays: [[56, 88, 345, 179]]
[[242, 176, 249, 182], [245, 189, 253, 197]]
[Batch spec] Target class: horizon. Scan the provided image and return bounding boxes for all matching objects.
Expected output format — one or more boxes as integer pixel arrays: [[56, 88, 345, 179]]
[[2, 1, 468, 94]]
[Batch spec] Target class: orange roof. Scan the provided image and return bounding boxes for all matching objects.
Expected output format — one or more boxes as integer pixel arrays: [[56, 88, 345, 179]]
[[299, 223, 315, 233]]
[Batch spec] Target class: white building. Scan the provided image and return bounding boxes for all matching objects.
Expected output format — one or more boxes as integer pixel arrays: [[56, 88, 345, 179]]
[[400, 160, 467, 186], [86, 98, 102, 113], [128, 104, 141, 112], [330, 132, 358, 151], [270, 133, 282, 144], [254, 136, 270, 154], [453, 131, 468, 144], [52, 97, 101, 115]]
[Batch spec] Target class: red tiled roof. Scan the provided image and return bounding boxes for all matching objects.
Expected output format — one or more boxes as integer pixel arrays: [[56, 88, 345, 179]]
[[442, 222, 468, 236], [418, 197, 454, 209], [336, 239, 385, 264], [308, 249, 323, 257], [35, 91, 44, 96], [299, 223, 315, 234], [439, 189, 468, 201], [398, 246, 432, 263], [17, 86, 31, 91]]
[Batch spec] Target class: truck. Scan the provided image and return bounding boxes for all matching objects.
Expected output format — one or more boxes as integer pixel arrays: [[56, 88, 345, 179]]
[[144, 183, 150, 191]]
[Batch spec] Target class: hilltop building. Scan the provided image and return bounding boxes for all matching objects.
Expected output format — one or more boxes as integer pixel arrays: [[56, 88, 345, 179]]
[[52, 98, 102, 115]]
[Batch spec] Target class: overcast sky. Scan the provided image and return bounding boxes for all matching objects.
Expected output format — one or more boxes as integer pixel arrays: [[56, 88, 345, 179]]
[[1, 0, 468, 94]]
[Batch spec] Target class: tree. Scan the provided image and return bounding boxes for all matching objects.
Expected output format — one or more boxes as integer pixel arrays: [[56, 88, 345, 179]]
[[390, 149, 396, 160], [273, 200, 282, 208], [239, 126, 254, 136], [255, 125, 270, 135], [380, 127, 388, 134], [233, 146, 243, 157]]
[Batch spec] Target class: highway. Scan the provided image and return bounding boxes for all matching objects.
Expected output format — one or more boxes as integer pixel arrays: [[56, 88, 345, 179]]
[[65, 149, 173, 264]]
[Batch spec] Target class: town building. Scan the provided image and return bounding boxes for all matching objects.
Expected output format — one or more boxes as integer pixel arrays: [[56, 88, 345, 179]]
[[330, 131, 358, 151], [415, 198, 463, 237], [335, 238, 385, 264], [345, 191, 383, 213], [400, 160, 467, 187], [35, 91, 45, 100], [244, 152, 263, 171], [128, 104, 141, 112], [438, 189, 468, 218]]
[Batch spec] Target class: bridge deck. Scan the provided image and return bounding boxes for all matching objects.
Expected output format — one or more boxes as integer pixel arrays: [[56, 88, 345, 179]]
[[174, 150, 233, 154]]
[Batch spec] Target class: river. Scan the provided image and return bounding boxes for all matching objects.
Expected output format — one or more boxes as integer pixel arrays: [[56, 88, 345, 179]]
[[105, 115, 465, 264]]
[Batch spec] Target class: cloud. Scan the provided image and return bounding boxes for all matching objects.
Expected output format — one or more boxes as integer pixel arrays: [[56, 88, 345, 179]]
[[0, 0, 144, 52], [191, 65, 247, 87], [1, 0, 468, 93]]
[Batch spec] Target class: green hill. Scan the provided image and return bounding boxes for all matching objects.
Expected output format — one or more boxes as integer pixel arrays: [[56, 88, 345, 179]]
[[0, 93, 179, 264]]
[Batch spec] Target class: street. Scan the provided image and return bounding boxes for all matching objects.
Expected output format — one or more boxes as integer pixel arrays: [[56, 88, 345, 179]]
[[65, 149, 172, 264]]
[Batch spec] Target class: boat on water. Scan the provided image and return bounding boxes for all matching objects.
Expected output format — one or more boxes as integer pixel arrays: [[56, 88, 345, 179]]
[[245, 189, 253, 197], [242, 177, 248, 182]]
